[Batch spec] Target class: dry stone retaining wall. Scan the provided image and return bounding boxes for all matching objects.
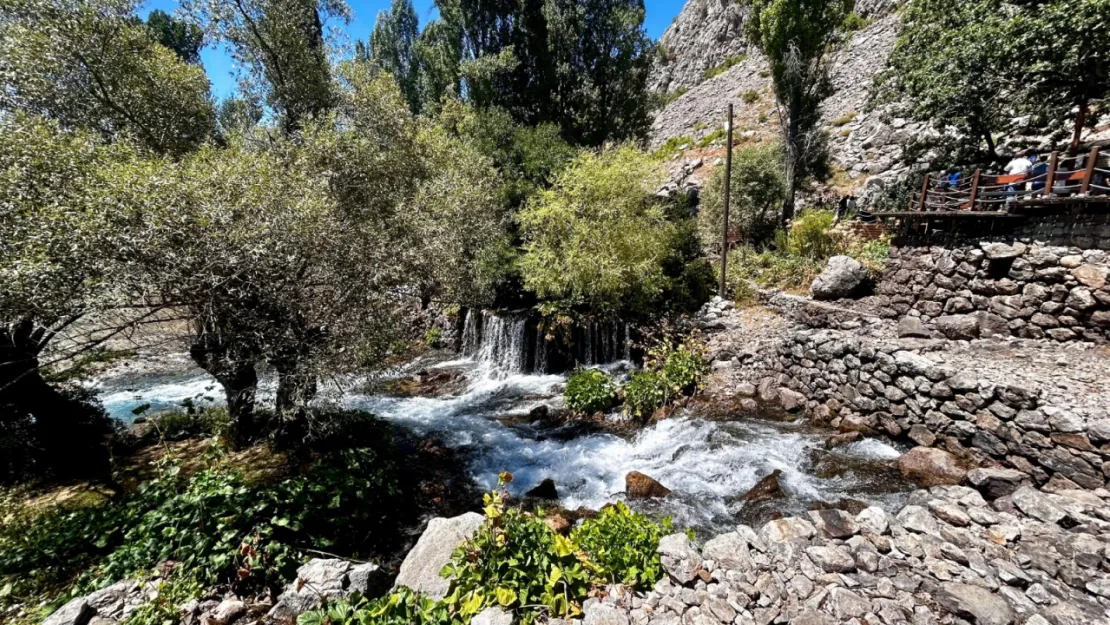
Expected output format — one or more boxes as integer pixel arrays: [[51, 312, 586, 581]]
[[878, 224, 1110, 342], [757, 329, 1110, 491]]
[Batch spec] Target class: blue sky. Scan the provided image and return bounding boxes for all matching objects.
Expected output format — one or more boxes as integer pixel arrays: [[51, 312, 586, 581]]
[[141, 0, 686, 100]]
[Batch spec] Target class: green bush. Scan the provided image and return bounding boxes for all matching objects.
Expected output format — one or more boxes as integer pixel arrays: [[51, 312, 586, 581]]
[[698, 141, 787, 250], [702, 55, 747, 80], [571, 502, 671, 589], [741, 90, 761, 104], [841, 12, 869, 31], [424, 328, 443, 348], [846, 237, 892, 276], [564, 369, 617, 414], [149, 407, 228, 441], [786, 210, 839, 259], [659, 342, 707, 397], [726, 245, 825, 292], [622, 370, 668, 420]]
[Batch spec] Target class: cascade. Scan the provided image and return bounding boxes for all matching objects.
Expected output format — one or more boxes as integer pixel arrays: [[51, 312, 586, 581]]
[[459, 309, 632, 375]]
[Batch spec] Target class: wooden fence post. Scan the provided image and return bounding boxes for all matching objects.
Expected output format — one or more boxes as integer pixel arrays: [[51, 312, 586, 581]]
[[1081, 146, 1100, 195], [718, 103, 734, 298], [1044, 151, 1058, 197], [918, 174, 930, 211], [968, 169, 981, 210]]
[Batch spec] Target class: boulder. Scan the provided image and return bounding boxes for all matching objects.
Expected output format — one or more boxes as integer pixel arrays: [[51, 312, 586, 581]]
[[810, 255, 868, 300], [625, 471, 671, 499], [936, 582, 1014, 625], [348, 562, 390, 597], [981, 242, 1026, 260], [525, 478, 558, 500], [701, 532, 752, 569], [740, 469, 785, 503], [898, 447, 966, 486], [394, 512, 484, 599], [897, 316, 931, 338], [758, 517, 817, 543], [43, 597, 93, 625], [825, 431, 861, 449], [207, 599, 246, 625], [778, 388, 807, 412], [807, 508, 858, 538], [266, 559, 356, 624], [1009, 486, 1066, 524], [657, 533, 703, 584], [935, 315, 979, 340], [966, 467, 1028, 500], [805, 545, 856, 572]]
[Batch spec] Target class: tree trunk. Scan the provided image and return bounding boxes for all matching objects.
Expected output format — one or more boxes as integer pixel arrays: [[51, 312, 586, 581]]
[[782, 101, 801, 227], [1, 319, 112, 480], [1070, 100, 1088, 155], [189, 333, 257, 450]]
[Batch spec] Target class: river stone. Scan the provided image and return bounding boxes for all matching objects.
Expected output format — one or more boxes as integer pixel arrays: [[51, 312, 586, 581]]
[[807, 509, 858, 538], [626, 471, 672, 499], [898, 447, 966, 486], [208, 599, 246, 625], [701, 532, 752, 569], [472, 607, 514, 625], [981, 242, 1026, 260], [759, 517, 817, 543], [966, 467, 1027, 500], [740, 469, 785, 502], [394, 512, 484, 599], [825, 587, 870, 619], [936, 582, 1014, 625], [778, 387, 806, 412], [811, 255, 868, 300], [657, 533, 703, 584], [525, 478, 558, 500], [896, 505, 941, 537], [1009, 486, 1066, 524], [897, 316, 931, 338], [935, 315, 980, 340], [805, 545, 856, 572], [855, 506, 889, 535], [43, 597, 93, 625]]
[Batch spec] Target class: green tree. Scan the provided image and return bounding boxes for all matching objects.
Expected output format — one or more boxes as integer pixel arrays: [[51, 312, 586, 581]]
[[0, 0, 216, 155], [698, 141, 787, 252], [365, 0, 422, 113], [414, 19, 463, 112], [744, 0, 850, 223], [875, 0, 1013, 162], [517, 146, 676, 315], [183, 0, 348, 132], [145, 8, 205, 64]]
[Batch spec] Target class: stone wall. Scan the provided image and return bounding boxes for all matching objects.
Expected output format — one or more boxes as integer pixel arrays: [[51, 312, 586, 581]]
[[878, 230, 1110, 342], [757, 329, 1110, 491]]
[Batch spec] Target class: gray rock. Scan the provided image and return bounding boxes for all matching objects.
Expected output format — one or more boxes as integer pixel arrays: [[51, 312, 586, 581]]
[[966, 467, 1027, 500], [897, 316, 931, 338], [778, 387, 806, 412], [805, 545, 856, 572], [807, 509, 858, 538], [701, 532, 751, 570], [855, 506, 889, 535], [935, 315, 980, 340], [936, 582, 1014, 625], [297, 558, 352, 596], [394, 512, 485, 599], [43, 597, 93, 625], [810, 255, 868, 300], [981, 242, 1026, 260], [658, 533, 703, 584], [208, 599, 246, 625], [472, 607, 514, 625], [1009, 486, 1066, 524], [895, 505, 941, 537], [825, 587, 870, 619], [348, 562, 390, 597], [758, 517, 817, 543]]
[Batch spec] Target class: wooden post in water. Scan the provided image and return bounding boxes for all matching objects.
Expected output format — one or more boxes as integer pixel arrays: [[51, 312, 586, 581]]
[[719, 103, 734, 298]]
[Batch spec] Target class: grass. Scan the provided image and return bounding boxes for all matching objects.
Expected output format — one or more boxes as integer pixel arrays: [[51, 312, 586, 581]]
[[741, 90, 760, 105], [697, 126, 727, 148], [702, 55, 748, 80], [831, 112, 858, 126], [654, 135, 694, 159]]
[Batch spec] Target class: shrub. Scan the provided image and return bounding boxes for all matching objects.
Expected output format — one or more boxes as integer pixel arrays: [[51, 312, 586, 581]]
[[564, 369, 617, 414], [726, 245, 826, 292], [741, 90, 760, 104], [518, 146, 675, 316], [846, 237, 892, 276], [149, 408, 228, 441], [424, 328, 443, 348], [659, 342, 708, 397], [442, 478, 597, 622], [571, 502, 672, 589], [698, 141, 787, 251], [786, 210, 839, 259], [622, 370, 668, 420], [831, 112, 857, 126], [654, 135, 693, 159], [841, 12, 869, 31], [702, 55, 747, 80], [696, 126, 726, 148]]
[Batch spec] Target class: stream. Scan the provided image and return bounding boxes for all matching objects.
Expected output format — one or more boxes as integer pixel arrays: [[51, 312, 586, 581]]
[[92, 315, 912, 537]]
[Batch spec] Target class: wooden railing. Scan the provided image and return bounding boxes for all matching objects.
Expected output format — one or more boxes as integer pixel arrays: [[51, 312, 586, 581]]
[[917, 147, 1110, 212]]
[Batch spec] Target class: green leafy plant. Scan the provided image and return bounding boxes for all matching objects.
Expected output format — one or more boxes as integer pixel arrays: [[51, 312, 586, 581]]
[[571, 502, 671, 589], [785, 210, 839, 259], [424, 328, 443, 349], [702, 55, 748, 80], [841, 12, 869, 31], [658, 342, 707, 397], [564, 369, 617, 415], [441, 474, 597, 622], [622, 370, 668, 420]]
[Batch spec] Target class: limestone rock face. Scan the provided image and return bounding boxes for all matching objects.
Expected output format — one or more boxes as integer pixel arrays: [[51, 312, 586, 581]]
[[898, 447, 967, 486], [626, 471, 672, 499], [393, 512, 485, 599], [810, 256, 868, 300]]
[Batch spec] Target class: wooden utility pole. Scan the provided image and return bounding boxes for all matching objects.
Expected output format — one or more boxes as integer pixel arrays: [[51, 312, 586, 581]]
[[719, 103, 734, 298]]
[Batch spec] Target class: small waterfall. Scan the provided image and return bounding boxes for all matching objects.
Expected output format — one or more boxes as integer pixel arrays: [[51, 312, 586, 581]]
[[460, 310, 632, 375]]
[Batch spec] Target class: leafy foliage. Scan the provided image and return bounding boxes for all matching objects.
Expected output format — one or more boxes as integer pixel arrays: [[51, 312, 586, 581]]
[[698, 141, 788, 252], [622, 336, 706, 421], [785, 210, 838, 259], [725, 209, 845, 293], [702, 55, 747, 80], [564, 369, 617, 414], [518, 146, 675, 316], [571, 501, 671, 589], [364, 0, 421, 113], [621, 370, 668, 421]]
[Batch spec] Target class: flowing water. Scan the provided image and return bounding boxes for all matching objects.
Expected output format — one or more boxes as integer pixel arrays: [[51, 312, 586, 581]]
[[93, 313, 911, 536]]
